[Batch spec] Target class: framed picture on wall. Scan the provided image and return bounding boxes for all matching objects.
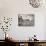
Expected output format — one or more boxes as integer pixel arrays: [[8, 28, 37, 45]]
[[18, 14, 35, 26]]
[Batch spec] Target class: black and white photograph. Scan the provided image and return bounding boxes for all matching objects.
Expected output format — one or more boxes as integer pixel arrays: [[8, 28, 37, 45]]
[[29, 0, 43, 8], [18, 14, 34, 26]]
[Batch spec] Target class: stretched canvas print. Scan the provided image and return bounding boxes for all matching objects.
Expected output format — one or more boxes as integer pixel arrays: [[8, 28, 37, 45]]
[[18, 14, 34, 26]]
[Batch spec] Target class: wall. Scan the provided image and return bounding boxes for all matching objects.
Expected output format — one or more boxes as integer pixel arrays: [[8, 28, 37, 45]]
[[0, 0, 46, 40]]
